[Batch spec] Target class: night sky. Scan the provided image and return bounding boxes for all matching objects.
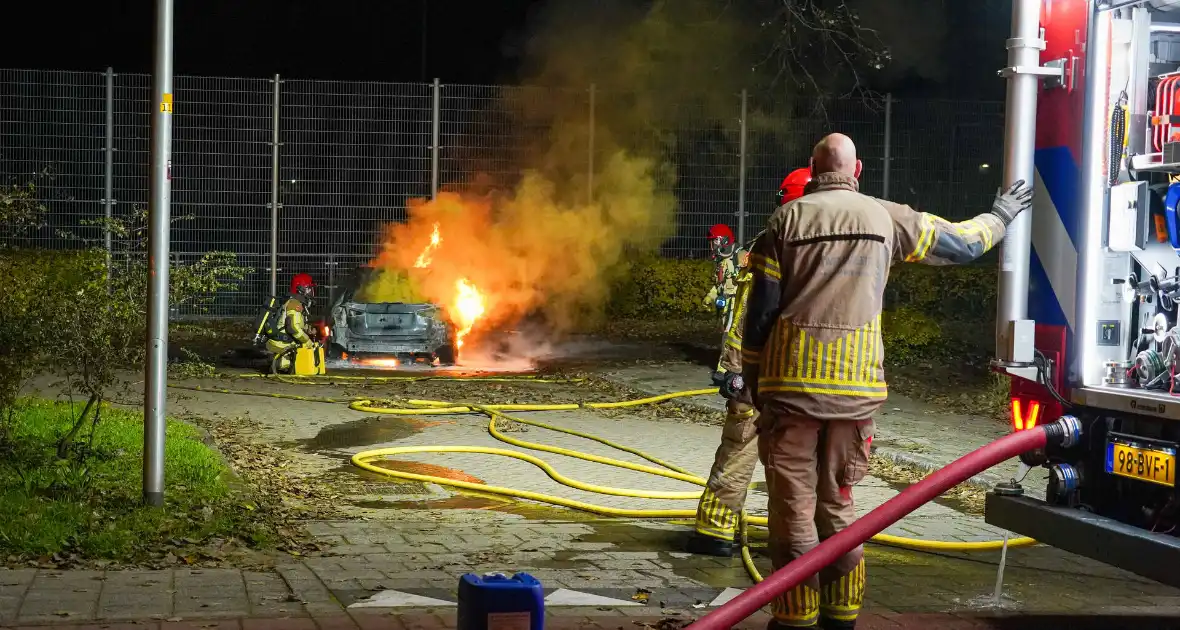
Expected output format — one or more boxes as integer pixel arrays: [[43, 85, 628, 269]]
[[1, 0, 1010, 98]]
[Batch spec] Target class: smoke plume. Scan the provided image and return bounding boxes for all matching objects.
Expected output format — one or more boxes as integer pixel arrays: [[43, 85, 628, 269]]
[[366, 0, 749, 346]]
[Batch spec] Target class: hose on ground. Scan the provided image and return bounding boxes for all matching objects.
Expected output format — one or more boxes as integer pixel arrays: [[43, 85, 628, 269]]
[[686, 422, 1065, 629], [178, 372, 1038, 575], [349, 395, 1038, 566]]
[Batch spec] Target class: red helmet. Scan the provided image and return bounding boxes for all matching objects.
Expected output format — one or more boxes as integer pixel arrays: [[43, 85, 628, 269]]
[[776, 167, 813, 206], [707, 224, 736, 260], [290, 273, 316, 296], [707, 224, 734, 245]]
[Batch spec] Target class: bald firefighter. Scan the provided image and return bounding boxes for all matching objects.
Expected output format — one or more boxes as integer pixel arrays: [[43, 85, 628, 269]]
[[743, 134, 1032, 630], [689, 167, 813, 558], [265, 273, 318, 373]]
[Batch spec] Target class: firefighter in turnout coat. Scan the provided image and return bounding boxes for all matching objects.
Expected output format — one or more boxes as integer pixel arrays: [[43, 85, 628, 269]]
[[266, 273, 318, 373], [689, 168, 813, 558], [704, 223, 742, 334], [742, 134, 1032, 629]]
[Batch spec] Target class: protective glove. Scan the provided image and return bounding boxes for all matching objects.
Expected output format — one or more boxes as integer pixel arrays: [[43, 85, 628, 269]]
[[990, 179, 1034, 225], [301, 339, 315, 349], [719, 372, 745, 400]]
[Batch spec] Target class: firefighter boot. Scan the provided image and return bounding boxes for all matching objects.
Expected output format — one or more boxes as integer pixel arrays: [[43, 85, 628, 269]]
[[819, 619, 855, 630], [685, 533, 734, 558], [765, 621, 817, 630]]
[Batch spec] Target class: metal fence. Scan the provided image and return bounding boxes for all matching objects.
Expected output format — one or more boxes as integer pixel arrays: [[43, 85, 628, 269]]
[[0, 68, 1006, 318]]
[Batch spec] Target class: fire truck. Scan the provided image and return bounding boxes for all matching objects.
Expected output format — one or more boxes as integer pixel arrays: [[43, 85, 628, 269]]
[[983, 0, 1180, 587]]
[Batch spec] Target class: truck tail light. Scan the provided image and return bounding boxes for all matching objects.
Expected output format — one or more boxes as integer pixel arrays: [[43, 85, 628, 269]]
[[1011, 397, 1043, 431], [1006, 323, 1069, 433]]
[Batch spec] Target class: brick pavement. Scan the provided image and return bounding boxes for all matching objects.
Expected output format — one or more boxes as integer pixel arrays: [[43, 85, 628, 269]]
[[4, 611, 1180, 629], [1, 517, 1178, 627]]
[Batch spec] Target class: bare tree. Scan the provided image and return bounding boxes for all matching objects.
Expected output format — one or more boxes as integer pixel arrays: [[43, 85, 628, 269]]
[[750, 0, 891, 108]]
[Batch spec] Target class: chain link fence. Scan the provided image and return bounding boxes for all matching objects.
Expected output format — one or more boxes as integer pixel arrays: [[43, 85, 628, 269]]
[[0, 68, 1005, 318]]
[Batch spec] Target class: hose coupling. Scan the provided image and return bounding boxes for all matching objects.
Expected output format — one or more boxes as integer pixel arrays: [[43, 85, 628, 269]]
[[1048, 462, 1081, 503], [1043, 414, 1082, 448]]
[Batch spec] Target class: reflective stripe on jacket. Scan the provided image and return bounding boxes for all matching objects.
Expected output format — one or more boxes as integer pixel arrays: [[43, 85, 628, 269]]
[[283, 297, 312, 345]]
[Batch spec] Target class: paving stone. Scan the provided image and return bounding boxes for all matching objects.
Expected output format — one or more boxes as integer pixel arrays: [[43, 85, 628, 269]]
[[330, 544, 392, 556], [276, 565, 340, 608], [349, 610, 406, 630], [159, 621, 243, 630], [383, 543, 449, 554], [97, 590, 174, 620], [259, 617, 320, 630]]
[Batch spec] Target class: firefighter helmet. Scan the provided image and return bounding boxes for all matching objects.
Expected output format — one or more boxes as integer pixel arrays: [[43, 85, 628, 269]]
[[776, 167, 813, 206], [707, 224, 736, 259], [290, 273, 316, 297]]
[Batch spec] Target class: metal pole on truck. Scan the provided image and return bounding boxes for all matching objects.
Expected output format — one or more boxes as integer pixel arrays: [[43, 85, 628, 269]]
[[994, 0, 1042, 364], [144, 0, 174, 508]]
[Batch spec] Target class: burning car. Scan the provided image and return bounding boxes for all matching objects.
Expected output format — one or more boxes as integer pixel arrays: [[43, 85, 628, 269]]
[[326, 268, 458, 366]]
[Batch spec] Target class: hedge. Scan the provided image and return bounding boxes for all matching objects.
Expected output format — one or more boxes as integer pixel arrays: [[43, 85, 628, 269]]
[[607, 256, 998, 360]]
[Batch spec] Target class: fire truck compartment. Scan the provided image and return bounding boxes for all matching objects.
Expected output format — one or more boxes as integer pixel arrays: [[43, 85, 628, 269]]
[[985, 493, 1180, 588], [1074, 386, 1180, 422]]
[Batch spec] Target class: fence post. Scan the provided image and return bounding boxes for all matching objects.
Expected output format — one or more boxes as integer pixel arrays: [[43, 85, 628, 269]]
[[737, 89, 748, 245], [588, 83, 596, 205], [327, 254, 336, 309], [104, 67, 114, 272], [269, 74, 281, 298], [431, 78, 441, 199], [883, 93, 893, 199]]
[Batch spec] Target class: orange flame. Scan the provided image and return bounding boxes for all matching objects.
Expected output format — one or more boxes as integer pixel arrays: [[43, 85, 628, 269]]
[[414, 222, 442, 268], [407, 221, 488, 351], [358, 357, 400, 368], [452, 278, 486, 348]]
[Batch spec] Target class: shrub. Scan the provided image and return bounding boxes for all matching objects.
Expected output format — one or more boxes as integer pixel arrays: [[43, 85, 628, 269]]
[[0, 208, 252, 456], [881, 307, 944, 364], [884, 262, 998, 322], [608, 255, 715, 318], [0, 249, 107, 434], [602, 256, 1000, 368]]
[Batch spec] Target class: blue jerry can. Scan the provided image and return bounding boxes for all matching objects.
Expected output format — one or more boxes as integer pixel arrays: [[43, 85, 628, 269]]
[[457, 572, 545, 630]]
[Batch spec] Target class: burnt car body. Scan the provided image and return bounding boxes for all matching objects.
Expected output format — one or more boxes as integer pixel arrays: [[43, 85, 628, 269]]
[[327, 271, 457, 365]]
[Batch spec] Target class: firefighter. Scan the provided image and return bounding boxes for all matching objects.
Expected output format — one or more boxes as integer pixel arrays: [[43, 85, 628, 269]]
[[742, 134, 1032, 630], [689, 167, 813, 558], [266, 273, 318, 373], [703, 224, 741, 333]]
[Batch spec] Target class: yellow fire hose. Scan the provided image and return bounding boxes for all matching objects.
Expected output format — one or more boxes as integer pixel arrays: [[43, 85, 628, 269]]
[[348, 398, 1036, 583], [174, 373, 1036, 584]]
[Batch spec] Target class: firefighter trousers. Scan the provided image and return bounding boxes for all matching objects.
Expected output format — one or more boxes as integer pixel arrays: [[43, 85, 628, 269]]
[[757, 411, 874, 628], [265, 339, 297, 371], [694, 398, 759, 541]]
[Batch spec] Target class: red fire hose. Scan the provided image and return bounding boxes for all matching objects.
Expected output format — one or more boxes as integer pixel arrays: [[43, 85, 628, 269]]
[[686, 417, 1079, 630]]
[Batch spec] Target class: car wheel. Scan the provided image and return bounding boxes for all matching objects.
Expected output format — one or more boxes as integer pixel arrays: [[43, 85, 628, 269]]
[[435, 343, 457, 365], [326, 344, 344, 360]]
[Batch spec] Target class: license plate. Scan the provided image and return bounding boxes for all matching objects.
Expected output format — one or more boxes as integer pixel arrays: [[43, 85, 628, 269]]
[[1106, 442, 1177, 487]]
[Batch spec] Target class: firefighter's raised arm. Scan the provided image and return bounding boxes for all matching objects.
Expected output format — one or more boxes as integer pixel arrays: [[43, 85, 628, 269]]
[[884, 179, 1033, 266]]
